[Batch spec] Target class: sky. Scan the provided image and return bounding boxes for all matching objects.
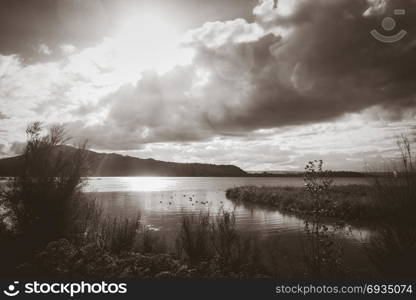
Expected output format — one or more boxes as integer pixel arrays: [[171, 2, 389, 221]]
[[0, 0, 415, 171]]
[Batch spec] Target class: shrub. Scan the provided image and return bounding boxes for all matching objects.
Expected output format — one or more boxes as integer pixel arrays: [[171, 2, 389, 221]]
[[302, 160, 345, 277], [1, 122, 88, 242], [0, 122, 89, 275]]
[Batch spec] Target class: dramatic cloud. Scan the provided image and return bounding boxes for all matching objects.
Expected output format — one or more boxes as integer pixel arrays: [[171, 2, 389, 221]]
[[0, 0, 258, 63], [66, 0, 416, 147], [0, 0, 415, 170]]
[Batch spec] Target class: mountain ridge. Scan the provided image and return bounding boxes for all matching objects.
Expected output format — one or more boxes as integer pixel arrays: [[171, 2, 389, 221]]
[[0, 145, 248, 177]]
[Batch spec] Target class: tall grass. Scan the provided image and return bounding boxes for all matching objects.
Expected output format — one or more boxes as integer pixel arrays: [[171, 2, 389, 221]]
[[366, 135, 416, 277], [175, 211, 264, 277], [138, 227, 167, 254], [69, 198, 140, 254], [175, 213, 211, 264]]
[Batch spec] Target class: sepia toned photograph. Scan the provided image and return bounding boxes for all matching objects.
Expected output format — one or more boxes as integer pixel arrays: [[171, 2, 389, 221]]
[[0, 0, 415, 294]]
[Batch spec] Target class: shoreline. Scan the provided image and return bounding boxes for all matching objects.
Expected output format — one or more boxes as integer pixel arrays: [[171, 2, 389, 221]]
[[225, 185, 377, 224]]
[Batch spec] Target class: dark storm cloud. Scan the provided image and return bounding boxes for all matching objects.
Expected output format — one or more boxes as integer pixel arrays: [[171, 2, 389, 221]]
[[205, 0, 416, 130], [65, 67, 217, 149], [0, 0, 112, 62], [0, 0, 258, 63], [71, 0, 416, 150]]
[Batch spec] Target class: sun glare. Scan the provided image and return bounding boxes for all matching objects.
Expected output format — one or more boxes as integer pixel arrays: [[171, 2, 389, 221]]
[[111, 13, 194, 82], [117, 13, 178, 47]]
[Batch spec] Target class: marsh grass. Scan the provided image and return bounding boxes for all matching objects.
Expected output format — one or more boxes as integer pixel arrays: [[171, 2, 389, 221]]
[[138, 227, 168, 254], [175, 211, 265, 277], [366, 135, 416, 277], [226, 185, 374, 223], [175, 213, 211, 264]]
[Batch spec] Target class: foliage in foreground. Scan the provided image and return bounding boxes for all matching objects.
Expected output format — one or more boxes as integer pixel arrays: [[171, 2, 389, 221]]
[[21, 211, 268, 278], [366, 135, 416, 277], [0, 123, 88, 239], [175, 211, 265, 277], [0, 122, 89, 275], [20, 239, 193, 278]]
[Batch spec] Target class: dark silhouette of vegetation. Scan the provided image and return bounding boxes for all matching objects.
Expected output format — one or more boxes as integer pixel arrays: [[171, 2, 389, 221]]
[[0, 122, 89, 275], [176, 213, 211, 265], [175, 211, 264, 277], [302, 160, 345, 277], [366, 135, 416, 277], [138, 227, 167, 255], [18, 211, 267, 278], [1, 123, 88, 238]]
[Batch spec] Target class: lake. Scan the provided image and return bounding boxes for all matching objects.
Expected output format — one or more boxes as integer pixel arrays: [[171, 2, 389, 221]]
[[0, 176, 371, 239], [85, 176, 376, 274], [85, 177, 371, 240], [1, 176, 374, 274], [85, 177, 375, 274]]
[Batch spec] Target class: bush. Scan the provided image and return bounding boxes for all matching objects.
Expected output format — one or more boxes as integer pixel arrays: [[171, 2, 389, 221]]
[[0, 122, 89, 275], [21, 239, 187, 278], [302, 160, 345, 277], [1, 122, 88, 242]]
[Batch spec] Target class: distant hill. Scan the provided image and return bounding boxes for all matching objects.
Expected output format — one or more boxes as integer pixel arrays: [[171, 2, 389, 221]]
[[247, 170, 367, 177], [0, 146, 247, 177]]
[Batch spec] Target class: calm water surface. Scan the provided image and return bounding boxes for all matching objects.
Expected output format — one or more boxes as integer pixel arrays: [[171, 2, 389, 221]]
[[1, 176, 374, 272], [85, 177, 371, 241]]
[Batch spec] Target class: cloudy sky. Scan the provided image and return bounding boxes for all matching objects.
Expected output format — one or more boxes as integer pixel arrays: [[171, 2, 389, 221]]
[[0, 0, 415, 171]]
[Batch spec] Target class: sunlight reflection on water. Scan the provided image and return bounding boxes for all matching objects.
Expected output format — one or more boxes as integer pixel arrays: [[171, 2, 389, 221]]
[[84, 177, 372, 243]]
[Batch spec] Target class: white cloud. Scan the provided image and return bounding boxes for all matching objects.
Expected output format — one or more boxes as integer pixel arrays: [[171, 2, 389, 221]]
[[363, 0, 388, 16], [185, 18, 264, 48], [60, 44, 76, 54], [37, 44, 52, 55]]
